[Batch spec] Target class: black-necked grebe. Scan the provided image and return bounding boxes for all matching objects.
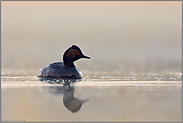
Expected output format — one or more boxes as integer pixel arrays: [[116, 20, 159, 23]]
[[37, 45, 90, 79]]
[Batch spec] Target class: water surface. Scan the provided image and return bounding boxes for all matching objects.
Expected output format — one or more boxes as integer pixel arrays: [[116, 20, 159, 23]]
[[1, 71, 182, 122]]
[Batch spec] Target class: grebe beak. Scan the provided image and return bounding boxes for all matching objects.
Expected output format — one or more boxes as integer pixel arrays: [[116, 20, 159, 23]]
[[81, 54, 90, 59]]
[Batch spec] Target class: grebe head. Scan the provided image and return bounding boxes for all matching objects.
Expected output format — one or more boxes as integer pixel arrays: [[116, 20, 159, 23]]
[[63, 45, 90, 66]]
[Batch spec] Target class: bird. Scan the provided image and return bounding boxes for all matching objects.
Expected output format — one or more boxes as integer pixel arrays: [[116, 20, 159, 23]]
[[37, 45, 90, 80]]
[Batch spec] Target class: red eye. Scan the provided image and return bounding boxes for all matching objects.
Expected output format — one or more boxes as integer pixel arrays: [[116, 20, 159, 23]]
[[77, 53, 80, 55]]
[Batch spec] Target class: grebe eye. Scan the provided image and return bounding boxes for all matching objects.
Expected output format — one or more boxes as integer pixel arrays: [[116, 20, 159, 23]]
[[77, 53, 80, 55]]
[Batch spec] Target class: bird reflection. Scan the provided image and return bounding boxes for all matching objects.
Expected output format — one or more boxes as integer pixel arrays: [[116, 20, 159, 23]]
[[63, 85, 88, 113], [48, 80, 88, 113]]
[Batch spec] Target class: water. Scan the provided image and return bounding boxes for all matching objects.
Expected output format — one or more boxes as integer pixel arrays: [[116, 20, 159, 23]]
[[1, 2, 181, 122], [1, 70, 182, 122]]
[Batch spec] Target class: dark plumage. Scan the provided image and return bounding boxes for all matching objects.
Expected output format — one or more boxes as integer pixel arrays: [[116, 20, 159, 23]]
[[37, 45, 90, 79]]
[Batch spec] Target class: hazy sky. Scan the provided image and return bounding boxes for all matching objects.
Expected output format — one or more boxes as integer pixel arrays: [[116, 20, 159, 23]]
[[1, 1, 182, 73]]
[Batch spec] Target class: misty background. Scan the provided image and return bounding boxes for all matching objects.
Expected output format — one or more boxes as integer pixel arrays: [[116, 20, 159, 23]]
[[1, 1, 182, 75]]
